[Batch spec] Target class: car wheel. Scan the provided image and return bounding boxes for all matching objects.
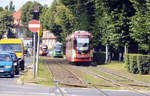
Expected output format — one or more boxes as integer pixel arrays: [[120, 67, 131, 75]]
[[21, 64, 24, 70], [15, 67, 20, 75], [10, 71, 14, 78]]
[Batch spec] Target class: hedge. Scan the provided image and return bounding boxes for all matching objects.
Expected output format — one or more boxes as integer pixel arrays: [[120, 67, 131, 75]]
[[125, 54, 150, 74]]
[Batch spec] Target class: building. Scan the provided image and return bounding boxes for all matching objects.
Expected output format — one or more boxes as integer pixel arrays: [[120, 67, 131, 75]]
[[42, 29, 57, 50], [13, 9, 26, 39]]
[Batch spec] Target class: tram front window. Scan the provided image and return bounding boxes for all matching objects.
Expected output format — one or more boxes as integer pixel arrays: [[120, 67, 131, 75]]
[[42, 47, 47, 51], [76, 37, 89, 54], [55, 46, 62, 51]]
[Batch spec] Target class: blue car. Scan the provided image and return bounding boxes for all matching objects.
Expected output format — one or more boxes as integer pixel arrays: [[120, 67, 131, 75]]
[[0, 53, 15, 78]]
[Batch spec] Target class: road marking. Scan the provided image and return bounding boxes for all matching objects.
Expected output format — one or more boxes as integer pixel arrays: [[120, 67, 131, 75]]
[[61, 88, 67, 94]]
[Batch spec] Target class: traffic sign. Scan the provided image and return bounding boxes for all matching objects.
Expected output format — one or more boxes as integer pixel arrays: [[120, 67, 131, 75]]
[[28, 20, 40, 32]]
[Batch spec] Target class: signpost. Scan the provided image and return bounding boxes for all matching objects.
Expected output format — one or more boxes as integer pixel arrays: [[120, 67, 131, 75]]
[[28, 19, 41, 79]]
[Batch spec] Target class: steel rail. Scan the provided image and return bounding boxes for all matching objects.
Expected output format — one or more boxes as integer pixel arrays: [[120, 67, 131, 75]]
[[97, 67, 150, 87], [47, 64, 66, 96], [58, 63, 109, 96], [80, 69, 149, 96]]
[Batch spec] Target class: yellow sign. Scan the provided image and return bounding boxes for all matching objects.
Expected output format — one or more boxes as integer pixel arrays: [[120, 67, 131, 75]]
[[38, 24, 43, 37]]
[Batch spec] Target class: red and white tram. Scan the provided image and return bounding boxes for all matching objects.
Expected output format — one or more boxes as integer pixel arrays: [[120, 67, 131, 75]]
[[66, 31, 93, 65], [40, 45, 48, 56]]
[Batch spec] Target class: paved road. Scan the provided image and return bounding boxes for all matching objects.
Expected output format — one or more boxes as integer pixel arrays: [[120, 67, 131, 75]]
[[0, 57, 150, 96], [0, 57, 53, 96]]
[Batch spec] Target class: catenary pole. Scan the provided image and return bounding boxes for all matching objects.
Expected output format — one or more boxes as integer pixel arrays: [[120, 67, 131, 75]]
[[33, 32, 36, 79], [36, 25, 40, 76]]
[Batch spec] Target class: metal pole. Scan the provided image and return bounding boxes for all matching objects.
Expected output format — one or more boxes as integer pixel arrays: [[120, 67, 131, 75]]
[[33, 32, 36, 79], [105, 44, 108, 63], [36, 29, 40, 76]]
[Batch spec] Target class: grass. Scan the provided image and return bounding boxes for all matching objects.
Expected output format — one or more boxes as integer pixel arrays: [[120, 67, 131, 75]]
[[98, 61, 150, 85], [22, 57, 55, 86], [71, 67, 119, 90]]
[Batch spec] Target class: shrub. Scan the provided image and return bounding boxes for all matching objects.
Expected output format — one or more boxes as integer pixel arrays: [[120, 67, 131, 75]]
[[125, 54, 150, 74]]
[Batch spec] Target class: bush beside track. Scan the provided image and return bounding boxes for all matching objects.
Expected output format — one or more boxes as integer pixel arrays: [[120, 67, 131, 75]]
[[125, 54, 150, 74]]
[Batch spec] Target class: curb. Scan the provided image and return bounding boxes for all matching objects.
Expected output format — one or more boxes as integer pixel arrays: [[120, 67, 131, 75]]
[[16, 65, 33, 85]]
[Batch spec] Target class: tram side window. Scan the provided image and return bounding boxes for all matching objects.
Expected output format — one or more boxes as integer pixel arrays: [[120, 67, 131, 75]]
[[73, 39, 77, 49], [69, 40, 71, 49], [67, 40, 69, 50], [67, 41, 68, 50]]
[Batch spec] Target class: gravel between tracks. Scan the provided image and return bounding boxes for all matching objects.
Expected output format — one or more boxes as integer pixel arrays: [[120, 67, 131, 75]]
[[42, 58, 87, 87]]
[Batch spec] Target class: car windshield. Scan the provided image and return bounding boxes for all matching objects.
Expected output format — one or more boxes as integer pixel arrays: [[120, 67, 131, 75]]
[[11, 53, 17, 60], [0, 44, 22, 53], [0, 54, 11, 62]]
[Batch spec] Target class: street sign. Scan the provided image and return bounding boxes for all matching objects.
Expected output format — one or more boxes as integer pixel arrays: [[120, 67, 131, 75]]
[[28, 20, 40, 32]]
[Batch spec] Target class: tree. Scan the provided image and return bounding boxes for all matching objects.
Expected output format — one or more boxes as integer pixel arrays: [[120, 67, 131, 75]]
[[9, 1, 15, 11], [40, 0, 76, 44], [21, 1, 43, 37], [0, 10, 14, 38], [21, 1, 43, 25], [40, 0, 63, 42], [0, 7, 3, 12], [54, 2, 76, 43], [130, 0, 150, 53], [94, 0, 135, 52]]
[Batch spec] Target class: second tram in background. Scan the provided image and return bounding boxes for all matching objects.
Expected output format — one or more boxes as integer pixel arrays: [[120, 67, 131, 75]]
[[40, 45, 48, 56], [52, 42, 63, 58], [66, 30, 93, 65]]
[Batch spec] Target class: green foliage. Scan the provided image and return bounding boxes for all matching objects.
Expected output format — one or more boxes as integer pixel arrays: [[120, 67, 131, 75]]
[[40, 0, 63, 42], [0, 7, 3, 12], [125, 54, 150, 74], [94, 0, 135, 52], [129, 0, 150, 52], [9, 1, 15, 11], [54, 3, 76, 43], [0, 10, 13, 38], [21, 1, 43, 25], [20, 1, 43, 37], [24, 0, 150, 54]]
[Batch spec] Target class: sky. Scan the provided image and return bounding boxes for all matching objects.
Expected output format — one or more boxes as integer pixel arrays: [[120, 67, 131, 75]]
[[0, 0, 54, 11]]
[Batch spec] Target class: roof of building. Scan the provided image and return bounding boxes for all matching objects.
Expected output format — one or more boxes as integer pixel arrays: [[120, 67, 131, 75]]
[[13, 9, 24, 27]]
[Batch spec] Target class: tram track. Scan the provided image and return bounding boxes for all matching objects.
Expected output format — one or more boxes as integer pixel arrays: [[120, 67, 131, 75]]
[[96, 67, 150, 87], [44, 58, 109, 96], [56, 61, 109, 96], [67, 65, 149, 96], [48, 61, 87, 87], [47, 64, 65, 96], [43, 58, 149, 96], [51, 59, 150, 96]]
